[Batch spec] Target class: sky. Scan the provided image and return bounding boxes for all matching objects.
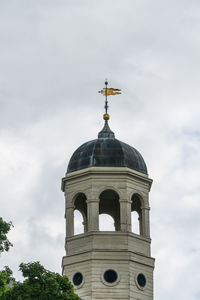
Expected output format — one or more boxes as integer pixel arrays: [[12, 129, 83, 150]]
[[0, 0, 200, 299]]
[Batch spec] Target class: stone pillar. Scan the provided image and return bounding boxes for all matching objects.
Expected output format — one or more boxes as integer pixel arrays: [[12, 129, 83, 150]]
[[142, 207, 150, 238], [66, 205, 74, 237], [83, 217, 87, 233], [120, 199, 132, 232], [87, 198, 99, 231], [138, 212, 143, 235]]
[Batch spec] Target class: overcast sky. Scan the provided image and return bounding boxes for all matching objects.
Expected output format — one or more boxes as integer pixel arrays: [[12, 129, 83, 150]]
[[0, 1, 200, 299]]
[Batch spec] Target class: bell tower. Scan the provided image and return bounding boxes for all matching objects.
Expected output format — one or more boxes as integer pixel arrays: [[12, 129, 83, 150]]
[[62, 82, 155, 300]]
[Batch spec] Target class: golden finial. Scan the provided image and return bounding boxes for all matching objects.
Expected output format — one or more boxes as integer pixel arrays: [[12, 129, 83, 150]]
[[103, 113, 110, 120]]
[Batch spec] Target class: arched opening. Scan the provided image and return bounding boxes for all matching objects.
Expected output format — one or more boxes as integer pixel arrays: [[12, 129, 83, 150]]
[[131, 194, 142, 235], [74, 210, 84, 235], [74, 193, 87, 235], [99, 213, 115, 231], [131, 211, 140, 234], [99, 189, 120, 231]]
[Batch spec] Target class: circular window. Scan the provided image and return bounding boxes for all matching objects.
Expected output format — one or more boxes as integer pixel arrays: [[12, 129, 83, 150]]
[[73, 272, 83, 286], [137, 273, 146, 288], [103, 269, 118, 284]]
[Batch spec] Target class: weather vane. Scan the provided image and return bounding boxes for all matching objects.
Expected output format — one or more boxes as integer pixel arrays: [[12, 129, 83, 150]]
[[98, 80, 121, 120]]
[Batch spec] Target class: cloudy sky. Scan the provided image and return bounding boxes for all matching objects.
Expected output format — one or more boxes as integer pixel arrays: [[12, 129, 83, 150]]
[[0, 0, 200, 299]]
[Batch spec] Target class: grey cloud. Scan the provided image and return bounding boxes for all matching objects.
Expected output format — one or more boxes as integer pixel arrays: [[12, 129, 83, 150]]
[[0, 1, 200, 299]]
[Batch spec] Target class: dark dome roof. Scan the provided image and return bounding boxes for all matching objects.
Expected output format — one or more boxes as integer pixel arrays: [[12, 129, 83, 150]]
[[67, 121, 147, 175]]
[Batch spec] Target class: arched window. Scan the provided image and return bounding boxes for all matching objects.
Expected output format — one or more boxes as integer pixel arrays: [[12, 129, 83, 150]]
[[99, 189, 120, 231], [131, 211, 140, 234], [99, 213, 115, 231], [74, 193, 87, 235], [131, 194, 142, 235], [74, 210, 84, 235]]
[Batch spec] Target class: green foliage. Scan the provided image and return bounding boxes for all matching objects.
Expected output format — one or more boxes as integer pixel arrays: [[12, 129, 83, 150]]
[[0, 219, 79, 299], [0, 266, 15, 297], [0, 262, 80, 300], [0, 218, 13, 253]]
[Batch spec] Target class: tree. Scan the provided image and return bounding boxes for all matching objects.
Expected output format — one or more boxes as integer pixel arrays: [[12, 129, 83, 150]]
[[1, 262, 80, 300], [0, 266, 15, 297], [0, 218, 14, 297], [0, 218, 13, 253], [0, 219, 79, 299]]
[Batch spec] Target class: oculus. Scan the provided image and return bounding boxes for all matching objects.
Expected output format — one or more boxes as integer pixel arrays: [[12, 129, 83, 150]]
[[137, 273, 146, 288], [73, 272, 83, 286], [103, 269, 118, 284]]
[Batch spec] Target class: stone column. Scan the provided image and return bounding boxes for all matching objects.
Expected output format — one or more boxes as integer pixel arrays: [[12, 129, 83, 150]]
[[66, 205, 74, 237], [138, 212, 143, 235], [83, 217, 87, 233], [87, 198, 99, 231], [120, 199, 132, 232], [141, 207, 150, 238]]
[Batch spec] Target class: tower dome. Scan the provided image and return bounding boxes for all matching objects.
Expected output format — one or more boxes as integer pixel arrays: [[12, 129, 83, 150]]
[[67, 120, 147, 175]]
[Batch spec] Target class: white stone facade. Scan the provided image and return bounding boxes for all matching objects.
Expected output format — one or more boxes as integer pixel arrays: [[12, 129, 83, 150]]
[[62, 166, 155, 300]]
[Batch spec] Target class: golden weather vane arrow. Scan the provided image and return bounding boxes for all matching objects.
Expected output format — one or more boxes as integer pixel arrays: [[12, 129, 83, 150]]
[[98, 80, 121, 120]]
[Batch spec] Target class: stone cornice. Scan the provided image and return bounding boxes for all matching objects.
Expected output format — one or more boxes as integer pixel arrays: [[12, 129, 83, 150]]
[[61, 167, 153, 191]]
